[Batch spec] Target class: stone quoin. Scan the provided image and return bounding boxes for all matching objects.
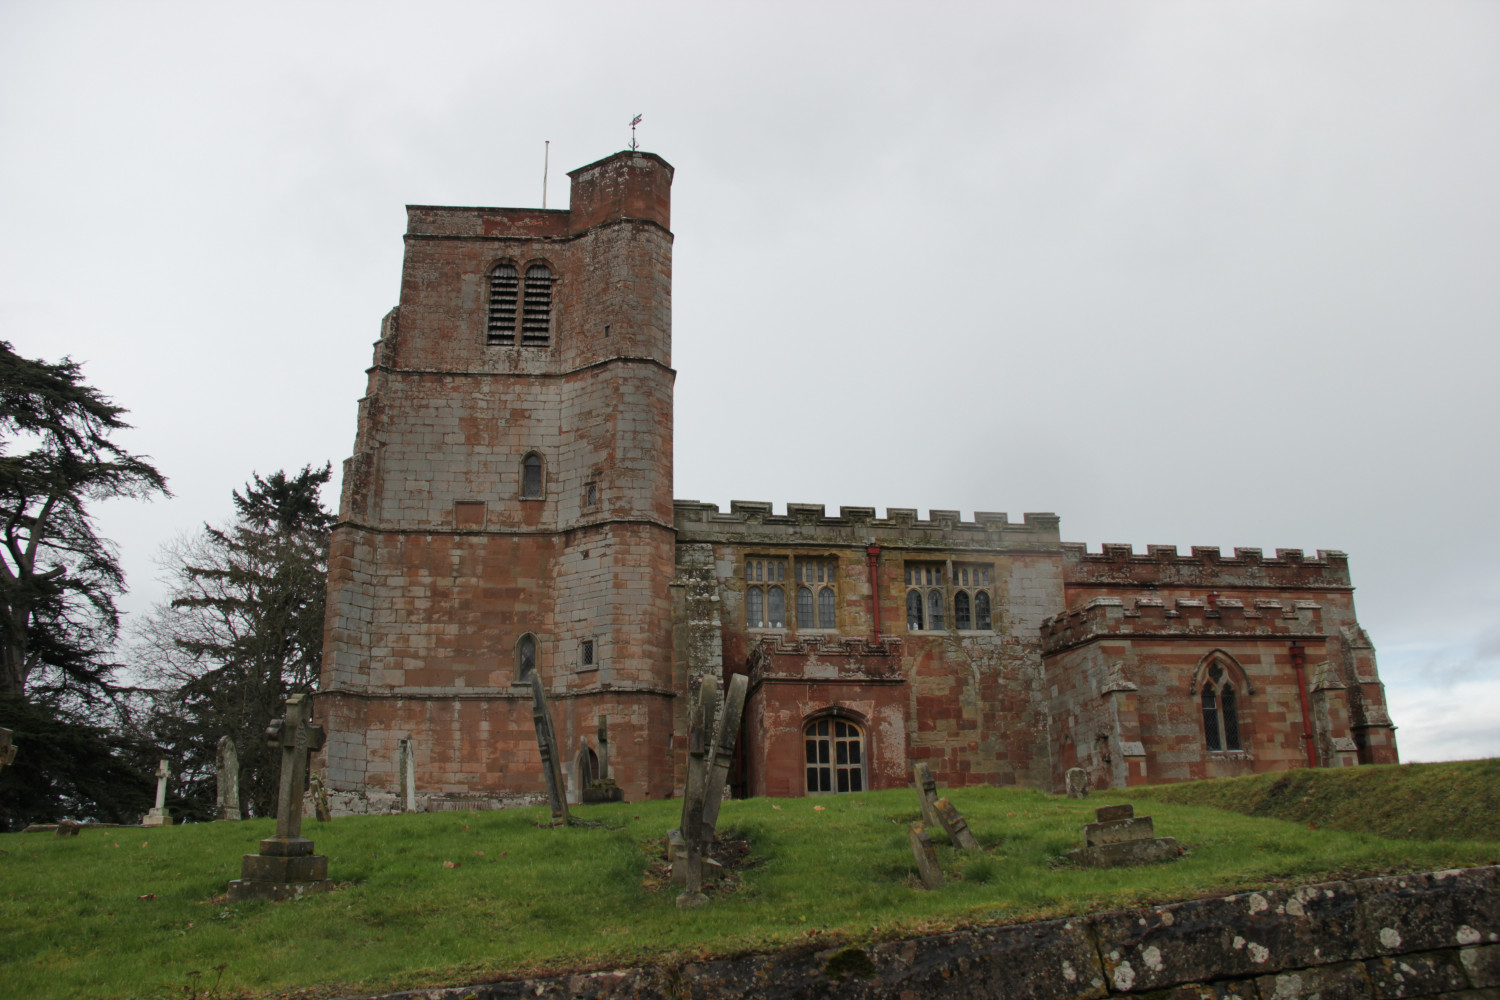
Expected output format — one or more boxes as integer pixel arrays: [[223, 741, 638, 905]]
[[314, 150, 1399, 814]]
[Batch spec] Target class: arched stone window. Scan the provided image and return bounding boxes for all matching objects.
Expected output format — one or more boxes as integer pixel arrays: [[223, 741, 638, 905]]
[[975, 591, 992, 630], [521, 453, 544, 498], [766, 586, 786, 629], [804, 716, 865, 793], [796, 586, 814, 628], [517, 633, 538, 681], [817, 587, 835, 629], [746, 587, 764, 629], [927, 589, 945, 631], [521, 264, 553, 347], [954, 591, 971, 631], [1200, 661, 1242, 752], [906, 590, 924, 630]]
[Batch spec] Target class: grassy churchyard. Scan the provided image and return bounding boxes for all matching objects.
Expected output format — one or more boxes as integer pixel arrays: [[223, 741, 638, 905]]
[[3, 761, 1498, 1000]]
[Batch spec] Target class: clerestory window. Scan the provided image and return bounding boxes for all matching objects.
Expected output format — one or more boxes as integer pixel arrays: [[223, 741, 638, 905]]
[[905, 561, 994, 632]]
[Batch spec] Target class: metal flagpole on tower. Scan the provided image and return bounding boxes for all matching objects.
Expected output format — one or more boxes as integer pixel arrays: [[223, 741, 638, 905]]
[[630, 114, 642, 151], [542, 140, 549, 209]]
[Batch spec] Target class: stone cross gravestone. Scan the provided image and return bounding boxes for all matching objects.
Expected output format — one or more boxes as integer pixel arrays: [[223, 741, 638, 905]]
[[227, 694, 334, 901], [529, 671, 569, 825], [0, 727, 17, 773], [912, 761, 940, 829], [908, 823, 943, 889], [933, 796, 981, 851], [1065, 767, 1089, 799], [143, 759, 172, 826], [216, 736, 241, 821]]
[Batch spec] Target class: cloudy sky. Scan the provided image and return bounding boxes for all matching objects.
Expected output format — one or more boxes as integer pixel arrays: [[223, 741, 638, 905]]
[[3, 2, 1496, 761]]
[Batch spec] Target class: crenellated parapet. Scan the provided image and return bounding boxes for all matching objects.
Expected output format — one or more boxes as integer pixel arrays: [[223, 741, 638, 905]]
[[674, 500, 1061, 552], [1041, 596, 1327, 654], [1060, 543, 1353, 590]]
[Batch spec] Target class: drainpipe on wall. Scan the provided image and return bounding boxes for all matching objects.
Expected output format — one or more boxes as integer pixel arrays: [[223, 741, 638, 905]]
[[1290, 641, 1318, 768], [866, 544, 882, 641]]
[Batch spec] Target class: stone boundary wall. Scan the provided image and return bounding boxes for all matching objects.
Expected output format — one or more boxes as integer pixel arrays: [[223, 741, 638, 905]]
[[344, 865, 1499, 1000]]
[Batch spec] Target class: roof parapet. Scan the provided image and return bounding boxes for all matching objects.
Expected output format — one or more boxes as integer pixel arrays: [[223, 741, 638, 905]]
[[1040, 596, 1326, 655], [672, 500, 1062, 550]]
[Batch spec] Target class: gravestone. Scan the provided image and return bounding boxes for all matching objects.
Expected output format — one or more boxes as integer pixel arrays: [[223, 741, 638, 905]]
[[398, 738, 418, 813], [0, 726, 16, 773], [227, 694, 333, 901], [1065, 767, 1089, 799], [596, 715, 610, 781], [1066, 803, 1180, 867], [672, 672, 748, 909], [912, 761, 940, 829], [528, 671, 569, 825], [216, 736, 241, 821], [310, 769, 333, 822], [908, 823, 943, 889], [933, 796, 981, 850], [581, 714, 624, 804], [142, 759, 172, 826]]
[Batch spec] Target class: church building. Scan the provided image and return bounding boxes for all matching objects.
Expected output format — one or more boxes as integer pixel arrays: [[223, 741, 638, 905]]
[[314, 150, 1398, 813]]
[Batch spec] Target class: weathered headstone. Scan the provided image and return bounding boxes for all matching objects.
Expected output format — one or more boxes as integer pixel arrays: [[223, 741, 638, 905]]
[[310, 769, 333, 822], [577, 737, 596, 786], [596, 715, 610, 781], [1065, 767, 1089, 799], [1066, 803, 1179, 867], [142, 759, 172, 826], [908, 823, 943, 889], [912, 761, 940, 829], [933, 796, 981, 851], [227, 694, 333, 901], [398, 738, 418, 813], [528, 671, 569, 825], [216, 736, 241, 821], [672, 672, 748, 909], [0, 726, 16, 773], [55, 820, 82, 837]]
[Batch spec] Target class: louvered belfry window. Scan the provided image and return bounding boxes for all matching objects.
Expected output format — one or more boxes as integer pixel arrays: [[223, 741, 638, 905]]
[[521, 264, 553, 346], [487, 263, 519, 345]]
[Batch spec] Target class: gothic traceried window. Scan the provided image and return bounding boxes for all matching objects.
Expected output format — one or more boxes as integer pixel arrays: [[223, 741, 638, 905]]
[[906, 589, 924, 630], [818, 586, 835, 629], [1201, 662, 1242, 752], [748, 556, 835, 630], [955, 591, 971, 631], [905, 561, 995, 632]]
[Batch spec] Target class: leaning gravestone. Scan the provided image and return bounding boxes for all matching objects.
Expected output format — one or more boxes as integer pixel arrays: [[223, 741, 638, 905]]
[[216, 736, 241, 821], [908, 823, 943, 889], [310, 769, 333, 822], [227, 694, 333, 901], [1065, 767, 1089, 799], [912, 761, 941, 829], [398, 738, 418, 813], [672, 672, 748, 909], [142, 759, 172, 827], [1066, 803, 1179, 867], [528, 672, 569, 825], [933, 796, 981, 851]]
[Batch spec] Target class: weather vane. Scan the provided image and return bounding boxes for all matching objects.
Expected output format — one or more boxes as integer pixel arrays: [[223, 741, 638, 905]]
[[630, 114, 642, 151]]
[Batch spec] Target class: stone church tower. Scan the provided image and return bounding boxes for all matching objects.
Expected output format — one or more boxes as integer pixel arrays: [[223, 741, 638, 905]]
[[317, 151, 678, 809]]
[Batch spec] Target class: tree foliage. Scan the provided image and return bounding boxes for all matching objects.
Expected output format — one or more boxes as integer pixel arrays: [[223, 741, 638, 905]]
[[0, 341, 169, 703], [135, 465, 333, 818], [0, 341, 167, 829]]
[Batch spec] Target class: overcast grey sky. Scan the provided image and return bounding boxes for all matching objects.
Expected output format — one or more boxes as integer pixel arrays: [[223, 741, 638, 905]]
[[2, 2, 1496, 761]]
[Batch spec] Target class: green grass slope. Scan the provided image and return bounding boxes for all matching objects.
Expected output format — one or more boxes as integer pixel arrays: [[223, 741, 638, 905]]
[[1128, 758, 1500, 841], [2, 780, 1496, 1000]]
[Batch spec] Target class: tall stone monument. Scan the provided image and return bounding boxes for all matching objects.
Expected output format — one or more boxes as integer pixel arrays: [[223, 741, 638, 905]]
[[143, 759, 172, 826], [529, 671, 569, 825], [671, 672, 749, 909], [227, 694, 333, 901], [216, 736, 241, 821]]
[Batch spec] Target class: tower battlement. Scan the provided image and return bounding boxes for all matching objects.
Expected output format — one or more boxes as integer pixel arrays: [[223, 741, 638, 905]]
[[673, 500, 1061, 550], [1060, 542, 1353, 589]]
